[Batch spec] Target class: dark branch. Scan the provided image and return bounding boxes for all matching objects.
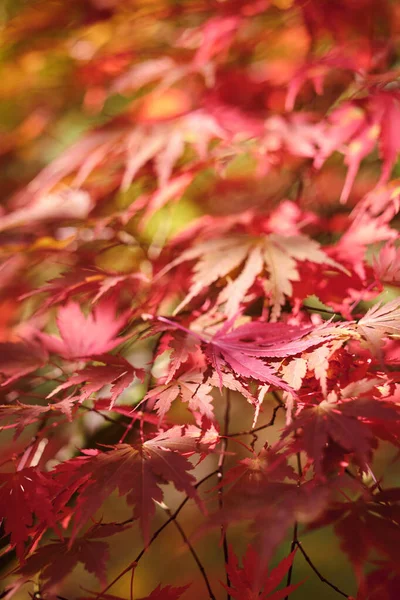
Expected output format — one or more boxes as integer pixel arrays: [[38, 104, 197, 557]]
[[227, 403, 282, 438], [218, 389, 231, 600], [161, 503, 216, 600], [295, 541, 350, 598], [94, 469, 218, 599], [285, 452, 302, 600]]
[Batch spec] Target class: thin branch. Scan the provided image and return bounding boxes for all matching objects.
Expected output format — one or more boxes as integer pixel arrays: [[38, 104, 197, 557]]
[[161, 503, 216, 600], [227, 404, 282, 438], [129, 565, 134, 600], [285, 452, 302, 600], [217, 389, 231, 600], [285, 521, 298, 597], [302, 303, 341, 318], [79, 405, 130, 429], [94, 469, 218, 599], [295, 541, 350, 598], [287, 457, 350, 599]]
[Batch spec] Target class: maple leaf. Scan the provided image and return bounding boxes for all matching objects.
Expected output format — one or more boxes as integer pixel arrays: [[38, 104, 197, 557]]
[[332, 213, 396, 280], [146, 423, 219, 457], [285, 49, 357, 111], [280, 357, 307, 424], [280, 357, 307, 392], [0, 341, 48, 386], [284, 390, 400, 475], [315, 91, 400, 203], [203, 319, 327, 392], [373, 242, 400, 286], [180, 16, 239, 69], [156, 329, 201, 385], [146, 362, 259, 421], [137, 584, 191, 600], [52, 428, 211, 544], [210, 447, 328, 563], [310, 487, 400, 578], [48, 354, 145, 408], [24, 268, 146, 312], [354, 562, 400, 600], [0, 468, 60, 561], [356, 297, 400, 354], [145, 371, 215, 421], [0, 398, 74, 436], [223, 546, 302, 600], [17, 523, 122, 592], [0, 188, 93, 232], [295, 337, 347, 396], [166, 232, 342, 320], [112, 57, 179, 95], [77, 584, 190, 600], [38, 300, 129, 359], [27, 109, 226, 199]]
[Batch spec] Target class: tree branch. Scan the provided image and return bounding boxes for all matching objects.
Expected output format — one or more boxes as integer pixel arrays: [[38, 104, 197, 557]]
[[217, 389, 231, 600], [284, 451, 302, 600], [295, 541, 350, 598], [161, 503, 216, 600], [94, 469, 218, 599], [227, 403, 282, 438]]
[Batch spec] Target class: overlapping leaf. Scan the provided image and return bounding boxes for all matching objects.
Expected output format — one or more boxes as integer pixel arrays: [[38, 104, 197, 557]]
[[52, 425, 216, 544], [223, 546, 302, 600], [167, 233, 343, 320], [48, 354, 145, 408]]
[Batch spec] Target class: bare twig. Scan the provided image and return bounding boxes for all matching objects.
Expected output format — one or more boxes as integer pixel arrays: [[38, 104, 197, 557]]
[[217, 389, 231, 600], [295, 541, 350, 598], [227, 404, 282, 438], [79, 404, 130, 429], [161, 503, 216, 600], [94, 469, 218, 599], [284, 452, 302, 599]]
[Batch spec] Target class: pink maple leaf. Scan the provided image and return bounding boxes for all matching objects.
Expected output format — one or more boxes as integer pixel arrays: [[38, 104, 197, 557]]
[[38, 300, 129, 359]]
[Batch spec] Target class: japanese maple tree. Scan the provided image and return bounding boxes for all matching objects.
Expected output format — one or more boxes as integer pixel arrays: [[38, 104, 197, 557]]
[[0, 0, 400, 599]]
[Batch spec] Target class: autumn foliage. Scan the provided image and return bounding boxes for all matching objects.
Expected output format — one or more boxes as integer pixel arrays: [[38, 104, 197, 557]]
[[1, 0, 400, 599]]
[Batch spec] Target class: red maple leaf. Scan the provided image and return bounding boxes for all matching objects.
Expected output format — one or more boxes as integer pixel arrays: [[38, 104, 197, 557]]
[[209, 447, 329, 562], [144, 366, 218, 420], [17, 522, 125, 592], [309, 487, 400, 578], [285, 390, 400, 475], [354, 562, 400, 600], [0, 468, 60, 561], [223, 546, 302, 600], [52, 426, 214, 544], [48, 354, 145, 408], [77, 584, 190, 600], [0, 341, 48, 386], [137, 584, 191, 600], [156, 329, 201, 384], [0, 398, 74, 436]]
